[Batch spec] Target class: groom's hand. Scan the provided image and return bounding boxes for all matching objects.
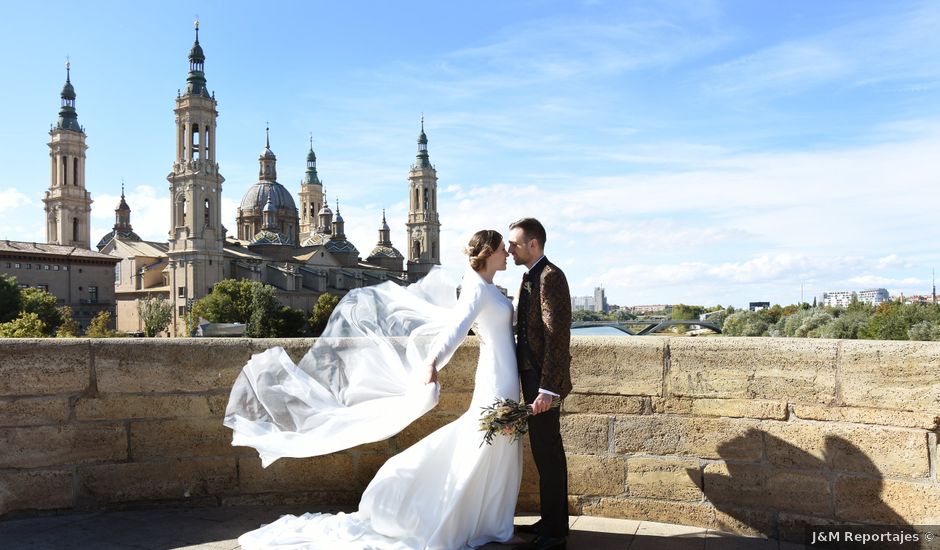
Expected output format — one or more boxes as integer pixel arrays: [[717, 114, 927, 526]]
[[426, 364, 439, 385], [531, 393, 553, 415]]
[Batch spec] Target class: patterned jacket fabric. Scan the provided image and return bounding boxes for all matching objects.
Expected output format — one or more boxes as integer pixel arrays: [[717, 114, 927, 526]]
[[516, 257, 573, 398]]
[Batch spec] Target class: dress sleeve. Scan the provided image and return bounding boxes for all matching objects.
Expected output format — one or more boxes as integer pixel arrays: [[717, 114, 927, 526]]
[[430, 281, 486, 368]]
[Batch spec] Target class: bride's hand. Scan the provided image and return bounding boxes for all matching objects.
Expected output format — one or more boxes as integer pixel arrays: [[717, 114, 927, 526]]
[[426, 363, 439, 384]]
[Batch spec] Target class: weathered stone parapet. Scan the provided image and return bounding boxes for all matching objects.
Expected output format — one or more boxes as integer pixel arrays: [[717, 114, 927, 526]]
[[0, 335, 938, 543]]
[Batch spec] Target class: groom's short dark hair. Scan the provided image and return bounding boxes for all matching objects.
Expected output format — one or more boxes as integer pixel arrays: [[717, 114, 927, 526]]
[[509, 218, 546, 248]]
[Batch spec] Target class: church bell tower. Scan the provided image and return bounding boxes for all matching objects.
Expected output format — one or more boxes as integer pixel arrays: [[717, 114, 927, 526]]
[[166, 21, 225, 334], [405, 116, 441, 282], [43, 61, 92, 249]]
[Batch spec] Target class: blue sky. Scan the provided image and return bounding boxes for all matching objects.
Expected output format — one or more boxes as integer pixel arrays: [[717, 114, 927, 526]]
[[2, 0, 939, 308]]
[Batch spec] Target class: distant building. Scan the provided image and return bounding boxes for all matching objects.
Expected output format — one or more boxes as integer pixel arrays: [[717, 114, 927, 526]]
[[630, 304, 672, 315], [571, 287, 608, 313], [0, 240, 119, 332], [571, 295, 594, 311], [820, 288, 889, 308], [593, 287, 608, 313], [749, 302, 770, 312], [857, 288, 890, 306]]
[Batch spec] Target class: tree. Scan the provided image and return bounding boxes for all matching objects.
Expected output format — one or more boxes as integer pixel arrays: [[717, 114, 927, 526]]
[[0, 311, 46, 338], [722, 311, 769, 336], [137, 295, 173, 337], [672, 304, 705, 321], [190, 279, 283, 338], [309, 292, 340, 336], [248, 283, 280, 338], [272, 306, 308, 337], [55, 306, 79, 337], [908, 320, 940, 341], [0, 274, 22, 323], [20, 287, 62, 336], [85, 311, 118, 338]]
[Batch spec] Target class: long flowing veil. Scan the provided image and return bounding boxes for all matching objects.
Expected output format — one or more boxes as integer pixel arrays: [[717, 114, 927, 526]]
[[223, 267, 460, 467]]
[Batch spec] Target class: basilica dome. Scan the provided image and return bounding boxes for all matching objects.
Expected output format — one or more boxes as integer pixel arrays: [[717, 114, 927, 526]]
[[239, 181, 297, 213]]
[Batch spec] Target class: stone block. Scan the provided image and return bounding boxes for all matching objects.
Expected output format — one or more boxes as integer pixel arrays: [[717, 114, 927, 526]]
[[560, 414, 608, 454], [792, 404, 940, 430], [0, 424, 126, 468], [0, 398, 69, 427], [78, 457, 236, 503], [567, 454, 625, 496], [651, 397, 693, 414], [570, 337, 664, 396], [437, 392, 472, 414], [712, 506, 777, 538], [207, 393, 229, 417], [239, 454, 355, 493], [763, 421, 929, 478], [221, 490, 359, 508], [702, 462, 830, 515], [562, 394, 644, 415], [627, 456, 701, 501], [582, 496, 715, 530], [354, 453, 389, 491], [777, 512, 842, 543], [668, 338, 837, 403], [691, 399, 787, 420], [834, 476, 940, 524], [614, 415, 763, 461], [0, 340, 90, 396], [520, 439, 539, 494], [75, 395, 213, 421], [92, 339, 254, 393], [0, 469, 73, 516], [438, 341, 479, 390], [390, 413, 457, 452], [515, 491, 540, 513], [130, 418, 246, 460], [839, 340, 940, 412]]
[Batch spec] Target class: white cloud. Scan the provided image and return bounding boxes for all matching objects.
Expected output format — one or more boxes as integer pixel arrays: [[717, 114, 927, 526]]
[[0, 188, 32, 213]]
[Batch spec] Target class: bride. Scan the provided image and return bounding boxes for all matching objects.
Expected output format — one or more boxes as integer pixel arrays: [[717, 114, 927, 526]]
[[224, 229, 524, 549]]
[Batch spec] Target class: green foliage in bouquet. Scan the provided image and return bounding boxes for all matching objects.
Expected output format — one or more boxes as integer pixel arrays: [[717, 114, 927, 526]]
[[479, 397, 561, 447]]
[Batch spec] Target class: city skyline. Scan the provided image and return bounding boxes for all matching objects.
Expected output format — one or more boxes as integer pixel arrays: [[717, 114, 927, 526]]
[[1, 1, 939, 308]]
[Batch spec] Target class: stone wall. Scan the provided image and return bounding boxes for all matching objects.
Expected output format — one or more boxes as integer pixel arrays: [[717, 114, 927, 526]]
[[1, 337, 938, 541]]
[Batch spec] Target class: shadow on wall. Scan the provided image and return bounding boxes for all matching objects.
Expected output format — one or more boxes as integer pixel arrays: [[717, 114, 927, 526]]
[[694, 429, 910, 541]]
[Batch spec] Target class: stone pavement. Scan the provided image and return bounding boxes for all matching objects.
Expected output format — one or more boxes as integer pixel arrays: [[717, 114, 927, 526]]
[[0, 506, 810, 549]]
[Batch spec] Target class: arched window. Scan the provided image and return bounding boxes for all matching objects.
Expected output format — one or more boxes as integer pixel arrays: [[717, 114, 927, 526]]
[[423, 189, 430, 211], [413, 240, 421, 260], [205, 127, 211, 161], [72, 217, 79, 242], [191, 124, 201, 161], [414, 188, 419, 210], [204, 198, 210, 227], [432, 242, 437, 259], [62, 156, 68, 186], [176, 195, 186, 227], [73, 158, 79, 186]]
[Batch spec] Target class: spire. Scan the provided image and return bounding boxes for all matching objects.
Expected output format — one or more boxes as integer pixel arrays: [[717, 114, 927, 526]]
[[331, 198, 346, 239], [259, 125, 277, 181], [184, 19, 209, 97], [55, 59, 82, 133], [378, 209, 392, 245], [114, 180, 132, 231], [415, 114, 431, 168], [303, 134, 321, 186]]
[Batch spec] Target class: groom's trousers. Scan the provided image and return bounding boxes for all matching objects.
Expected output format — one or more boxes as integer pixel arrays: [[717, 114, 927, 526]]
[[522, 368, 569, 538]]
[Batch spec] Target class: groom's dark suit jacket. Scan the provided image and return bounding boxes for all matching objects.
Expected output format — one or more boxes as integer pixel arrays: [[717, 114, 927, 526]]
[[516, 257, 573, 399]]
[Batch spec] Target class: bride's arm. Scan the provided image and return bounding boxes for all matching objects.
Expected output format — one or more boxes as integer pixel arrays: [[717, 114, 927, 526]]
[[425, 282, 486, 382]]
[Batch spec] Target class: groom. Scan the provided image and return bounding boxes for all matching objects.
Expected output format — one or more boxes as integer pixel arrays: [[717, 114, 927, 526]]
[[508, 218, 572, 550]]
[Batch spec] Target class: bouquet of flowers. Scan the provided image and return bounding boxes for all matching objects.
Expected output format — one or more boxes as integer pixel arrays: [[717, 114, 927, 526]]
[[478, 397, 561, 446]]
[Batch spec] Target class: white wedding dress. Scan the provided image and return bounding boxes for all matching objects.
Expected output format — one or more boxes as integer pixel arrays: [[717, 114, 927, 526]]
[[224, 267, 523, 549]]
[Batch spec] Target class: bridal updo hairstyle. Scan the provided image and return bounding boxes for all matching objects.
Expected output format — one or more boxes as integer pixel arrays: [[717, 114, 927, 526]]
[[464, 230, 503, 272]]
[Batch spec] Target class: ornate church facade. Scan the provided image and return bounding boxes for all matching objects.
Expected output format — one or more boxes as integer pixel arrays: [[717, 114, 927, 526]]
[[88, 24, 440, 335]]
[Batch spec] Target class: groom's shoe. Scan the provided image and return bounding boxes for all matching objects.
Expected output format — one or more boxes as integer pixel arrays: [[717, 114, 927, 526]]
[[518, 534, 566, 550]]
